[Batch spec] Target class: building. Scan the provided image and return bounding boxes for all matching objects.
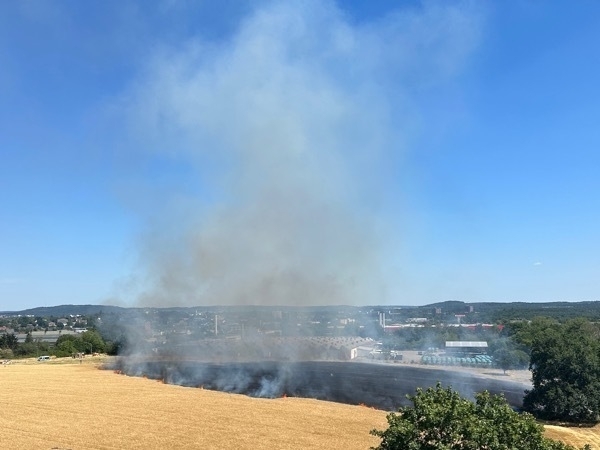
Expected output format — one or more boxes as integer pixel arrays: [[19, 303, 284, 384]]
[[444, 341, 488, 356], [16, 330, 78, 345]]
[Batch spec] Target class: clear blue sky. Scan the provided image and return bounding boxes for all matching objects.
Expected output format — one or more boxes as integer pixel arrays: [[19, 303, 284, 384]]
[[1, 1, 599, 311]]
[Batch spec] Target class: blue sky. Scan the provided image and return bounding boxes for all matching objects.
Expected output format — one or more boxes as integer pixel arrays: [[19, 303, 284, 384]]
[[1, 1, 599, 311]]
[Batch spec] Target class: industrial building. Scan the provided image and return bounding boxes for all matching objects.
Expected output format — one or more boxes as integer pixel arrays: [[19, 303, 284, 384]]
[[444, 341, 488, 356]]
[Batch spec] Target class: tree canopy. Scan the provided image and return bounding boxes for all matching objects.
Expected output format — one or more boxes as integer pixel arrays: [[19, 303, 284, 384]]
[[371, 383, 588, 450], [523, 318, 600, 423], [0, 332, 19, 350]]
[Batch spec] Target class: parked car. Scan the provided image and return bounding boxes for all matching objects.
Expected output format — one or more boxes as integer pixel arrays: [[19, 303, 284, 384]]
[[37, 355, 50, 361]]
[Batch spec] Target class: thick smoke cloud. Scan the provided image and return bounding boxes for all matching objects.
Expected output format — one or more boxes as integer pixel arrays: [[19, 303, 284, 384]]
[[120, 0, 481, 306]]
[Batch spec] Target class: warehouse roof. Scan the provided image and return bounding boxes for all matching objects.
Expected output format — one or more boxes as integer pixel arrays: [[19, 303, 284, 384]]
[[445, 341, 488, 348]]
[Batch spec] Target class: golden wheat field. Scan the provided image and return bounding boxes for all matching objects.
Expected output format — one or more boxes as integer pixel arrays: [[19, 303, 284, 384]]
[[545, 424, 600, 449], [0, 357, 388, 450], [2, 357, 600, 450]]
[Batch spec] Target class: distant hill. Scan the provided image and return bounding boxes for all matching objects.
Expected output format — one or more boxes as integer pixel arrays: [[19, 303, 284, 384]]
[[0, 304, 127, 317], [422, 300, 600, 322], [423, 300, 468, 311], [3, 300, 600, 322]]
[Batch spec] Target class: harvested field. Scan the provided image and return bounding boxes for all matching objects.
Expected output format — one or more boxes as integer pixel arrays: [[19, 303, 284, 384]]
[[0, 358, 387, 449]]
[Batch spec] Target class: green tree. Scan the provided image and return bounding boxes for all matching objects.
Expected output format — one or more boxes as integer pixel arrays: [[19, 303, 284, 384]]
[[490, 339, 529, 374], [510, 317, 560, 348], [18, 315, 32, 328], [371, 383, 588, 450], [35, 316, 48, 329], [494, 347, 518, 374], [524, 319, 600, 423], [55, 337, 80, 356], [81, 330, 106, 354], [0, 333, 19, 350]]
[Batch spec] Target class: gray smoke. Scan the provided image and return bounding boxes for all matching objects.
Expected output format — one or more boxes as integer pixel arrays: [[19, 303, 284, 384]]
[[117, 0, 481, 306], [99, 2, 520, 411]]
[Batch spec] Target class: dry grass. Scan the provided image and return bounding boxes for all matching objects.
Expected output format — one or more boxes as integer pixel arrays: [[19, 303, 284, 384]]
[[0, 358, 387, 449], [544, 424, 600, 449], [2, 357, 598, 449]]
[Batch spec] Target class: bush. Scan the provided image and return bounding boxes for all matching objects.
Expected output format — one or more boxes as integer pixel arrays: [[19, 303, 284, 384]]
[[371, 383, 589, 450]]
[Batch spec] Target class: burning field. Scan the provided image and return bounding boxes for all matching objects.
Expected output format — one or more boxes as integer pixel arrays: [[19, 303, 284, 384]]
[[109, 358, 531, 411], [1, 357, 598, 449], [0, 358, 387, 449], [111, 335, 531, 411]]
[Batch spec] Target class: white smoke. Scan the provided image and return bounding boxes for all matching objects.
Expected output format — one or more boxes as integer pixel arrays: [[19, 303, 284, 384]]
[[118, 0, 481, 306]]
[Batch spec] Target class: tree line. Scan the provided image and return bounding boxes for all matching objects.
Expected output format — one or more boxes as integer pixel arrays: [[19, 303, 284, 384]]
[[0, 329, 117, 359]]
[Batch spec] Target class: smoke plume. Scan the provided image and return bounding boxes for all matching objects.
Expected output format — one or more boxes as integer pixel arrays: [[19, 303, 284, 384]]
[[118, 0, 481, 306]]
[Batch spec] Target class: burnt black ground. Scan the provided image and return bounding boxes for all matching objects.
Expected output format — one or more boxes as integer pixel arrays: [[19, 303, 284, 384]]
[[108, 359, 530, 411]]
